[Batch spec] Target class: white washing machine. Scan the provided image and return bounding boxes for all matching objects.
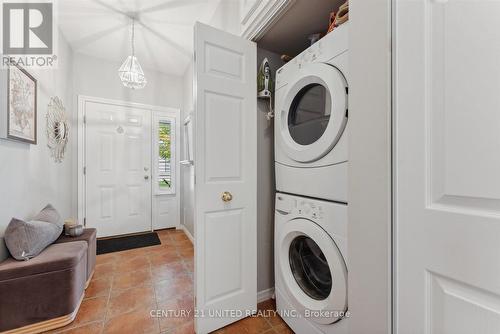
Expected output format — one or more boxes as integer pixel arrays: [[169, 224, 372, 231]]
[[275, 193, 348, 334], [274, 24, 349, 203]]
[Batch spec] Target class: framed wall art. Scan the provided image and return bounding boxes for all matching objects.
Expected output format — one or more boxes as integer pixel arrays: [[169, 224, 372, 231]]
[[0, 64, 38, 144]]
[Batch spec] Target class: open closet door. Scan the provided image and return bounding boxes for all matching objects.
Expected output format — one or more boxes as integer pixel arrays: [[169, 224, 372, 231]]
[[193, 22, 257, 334], [395, 1, 500, 333]]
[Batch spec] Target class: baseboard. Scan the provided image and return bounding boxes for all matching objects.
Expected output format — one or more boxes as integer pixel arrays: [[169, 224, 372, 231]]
[[179, 224, 194, 244], [257, 287, 275, 303]]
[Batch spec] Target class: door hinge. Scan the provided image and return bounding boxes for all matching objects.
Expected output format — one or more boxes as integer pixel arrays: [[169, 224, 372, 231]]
[[83, 115, 86, 124], [83, 166, 86, 175], [83, 218, 87, 226]]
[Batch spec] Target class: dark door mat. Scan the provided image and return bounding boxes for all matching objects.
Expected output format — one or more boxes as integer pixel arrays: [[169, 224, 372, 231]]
[[97, 232, 161, 255]]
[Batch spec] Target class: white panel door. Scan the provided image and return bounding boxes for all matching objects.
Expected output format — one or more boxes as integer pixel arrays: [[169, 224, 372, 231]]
[[395, 1, 500, 333], [194, 22, 257, 334], [85, 101, 152, 237]]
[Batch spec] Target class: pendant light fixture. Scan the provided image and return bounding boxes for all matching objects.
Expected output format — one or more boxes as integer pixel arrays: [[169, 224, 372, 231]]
[[118, 17, 147, 89]]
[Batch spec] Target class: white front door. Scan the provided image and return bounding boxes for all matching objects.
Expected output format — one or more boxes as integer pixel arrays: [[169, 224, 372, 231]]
[[85, 101, 152, 237], [395, 1, 500, 333], [194, 22, 257, 334]]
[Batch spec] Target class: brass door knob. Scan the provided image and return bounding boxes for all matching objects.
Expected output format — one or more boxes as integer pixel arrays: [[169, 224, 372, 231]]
[[221, 191, 233, 202]]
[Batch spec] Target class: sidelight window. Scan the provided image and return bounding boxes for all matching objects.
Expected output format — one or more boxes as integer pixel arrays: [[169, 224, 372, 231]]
[[155, 117, 175, 194]]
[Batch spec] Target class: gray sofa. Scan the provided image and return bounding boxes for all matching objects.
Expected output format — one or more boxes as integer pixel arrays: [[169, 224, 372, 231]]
[[0, 228, 97, 333]]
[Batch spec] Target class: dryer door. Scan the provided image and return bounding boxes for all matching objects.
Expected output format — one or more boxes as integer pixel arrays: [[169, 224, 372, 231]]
[[278, 218, 348, 324], [279, 63, 348, 163]]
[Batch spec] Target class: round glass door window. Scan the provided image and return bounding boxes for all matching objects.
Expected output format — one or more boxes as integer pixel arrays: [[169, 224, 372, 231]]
[[288, 84, 332, 146], [289, 235, 332, 300]]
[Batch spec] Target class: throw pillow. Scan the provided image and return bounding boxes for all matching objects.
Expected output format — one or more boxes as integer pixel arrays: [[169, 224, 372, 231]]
[[4, 205, 64, 260]]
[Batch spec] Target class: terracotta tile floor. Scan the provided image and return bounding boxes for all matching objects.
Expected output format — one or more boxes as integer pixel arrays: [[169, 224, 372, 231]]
[[47, 229, 293, 334]]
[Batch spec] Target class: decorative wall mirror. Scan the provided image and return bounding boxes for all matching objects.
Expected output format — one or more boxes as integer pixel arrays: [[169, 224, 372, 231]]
[[46, 97, 69, 163]]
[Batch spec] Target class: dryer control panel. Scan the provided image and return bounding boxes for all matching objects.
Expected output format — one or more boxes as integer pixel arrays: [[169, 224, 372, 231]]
[[275, 23, 349, 92]]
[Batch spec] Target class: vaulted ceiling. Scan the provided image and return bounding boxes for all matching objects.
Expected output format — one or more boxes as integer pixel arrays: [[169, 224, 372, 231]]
[[58, 0, 222, 76]]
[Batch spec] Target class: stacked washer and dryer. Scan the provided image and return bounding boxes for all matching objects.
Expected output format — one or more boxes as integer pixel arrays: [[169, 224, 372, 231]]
[[274, 23, 349, 334]]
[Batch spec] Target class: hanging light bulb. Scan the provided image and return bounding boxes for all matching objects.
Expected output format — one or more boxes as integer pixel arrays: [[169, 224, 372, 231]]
[[118, 17, 147, 89]]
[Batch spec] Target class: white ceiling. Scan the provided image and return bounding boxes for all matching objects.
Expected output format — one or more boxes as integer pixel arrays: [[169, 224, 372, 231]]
[[58, 0, 222, 76]]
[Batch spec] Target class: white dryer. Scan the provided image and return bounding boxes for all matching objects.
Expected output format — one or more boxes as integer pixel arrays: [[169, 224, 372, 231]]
[[275, 24, 349, 203], [275, 193, 348, 334]]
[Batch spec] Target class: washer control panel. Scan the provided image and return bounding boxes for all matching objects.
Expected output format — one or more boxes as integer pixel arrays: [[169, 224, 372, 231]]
[[275, 195, 294, 214], [275, 195, 323, 220], [297, 200, 324, 220], [276, 193, 348, 240]]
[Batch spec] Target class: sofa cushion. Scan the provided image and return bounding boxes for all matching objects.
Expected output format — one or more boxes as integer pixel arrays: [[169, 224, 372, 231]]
[[32, 204, 63, 226], [4, 219, 62, 260], [4, 204, 64, 260], [0, 241, 87, 281]]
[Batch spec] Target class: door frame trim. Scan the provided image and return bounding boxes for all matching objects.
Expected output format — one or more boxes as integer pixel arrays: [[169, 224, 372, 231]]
[[77, 95, 180, 231], [347, 1, 393, 333], [241, 0, 295, 41]]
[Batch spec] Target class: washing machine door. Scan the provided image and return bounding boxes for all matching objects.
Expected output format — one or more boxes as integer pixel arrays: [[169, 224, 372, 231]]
[[279, 62, 348, 163], [278, 218, 348, 324]]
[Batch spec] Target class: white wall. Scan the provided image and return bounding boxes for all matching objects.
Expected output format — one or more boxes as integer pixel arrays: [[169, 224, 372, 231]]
[[348, 0, 392, 333], [73, 53, 183, 108], [0, 32, 75, 261], [209, 0, 241, 35]]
